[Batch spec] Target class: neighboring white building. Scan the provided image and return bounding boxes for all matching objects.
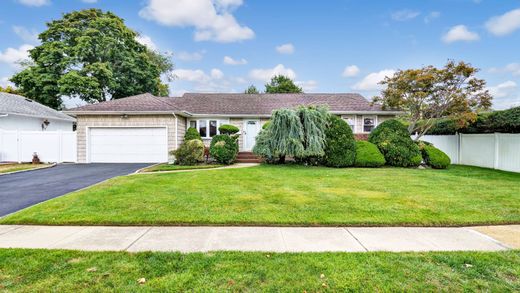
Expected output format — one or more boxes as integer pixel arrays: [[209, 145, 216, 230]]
[[0, 92, 75, 131]]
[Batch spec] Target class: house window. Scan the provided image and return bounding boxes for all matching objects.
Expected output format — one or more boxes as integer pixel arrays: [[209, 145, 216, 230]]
[[363, 116, 376, 133], [343, 115, 356, 132], [187, 119, 229, 139]]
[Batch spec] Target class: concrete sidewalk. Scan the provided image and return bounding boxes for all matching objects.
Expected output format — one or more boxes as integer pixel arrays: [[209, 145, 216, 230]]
[[0, 225, 513, 252]]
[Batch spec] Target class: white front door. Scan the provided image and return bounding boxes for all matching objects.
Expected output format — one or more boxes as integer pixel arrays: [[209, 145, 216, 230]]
[[243, 119, 260, 151]]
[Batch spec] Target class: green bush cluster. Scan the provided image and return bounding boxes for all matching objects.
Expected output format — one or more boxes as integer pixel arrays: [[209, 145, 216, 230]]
[[172, 139, 204, 165], [218, 124, 240, 135], [369, 119, 422, 167], [210, 134, 239, 165], [354, 141, 386, 167], [185, 127, 202, 141], [421, 145, 451, 169], [322, 115, 356, 167]]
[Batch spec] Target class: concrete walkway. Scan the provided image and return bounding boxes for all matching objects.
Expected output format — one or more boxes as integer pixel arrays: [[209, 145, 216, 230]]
[[0, 225, 513, 253]]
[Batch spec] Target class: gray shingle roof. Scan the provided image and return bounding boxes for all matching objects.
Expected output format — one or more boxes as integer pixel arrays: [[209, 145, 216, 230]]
[[67, 92, 391, 115], [0, 92, 75, 121]]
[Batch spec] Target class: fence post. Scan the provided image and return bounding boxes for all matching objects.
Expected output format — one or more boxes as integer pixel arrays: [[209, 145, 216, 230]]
[[494, 133, 500, 170], [16, 129, 22, 163], [457, 133, 462, 165]]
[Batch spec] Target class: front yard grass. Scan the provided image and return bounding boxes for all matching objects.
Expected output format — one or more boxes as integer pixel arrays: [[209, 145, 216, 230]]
[[0, 163, 48, 174], [140, 163, 223, 172], [2, 164, 519, 226], [0, 249, 518, 291]]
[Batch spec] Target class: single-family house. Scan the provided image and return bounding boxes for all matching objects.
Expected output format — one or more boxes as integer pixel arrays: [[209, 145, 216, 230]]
[[65, 93, 400, 163], [0, 92, 75, 131]]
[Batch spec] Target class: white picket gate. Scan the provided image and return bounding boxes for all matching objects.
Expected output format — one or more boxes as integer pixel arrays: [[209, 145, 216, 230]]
[[418, 133, 520, 173], [0, 129, 77, 163]]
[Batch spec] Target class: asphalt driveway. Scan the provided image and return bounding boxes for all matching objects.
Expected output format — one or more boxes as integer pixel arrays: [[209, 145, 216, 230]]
[[0, 163, 151, 217]]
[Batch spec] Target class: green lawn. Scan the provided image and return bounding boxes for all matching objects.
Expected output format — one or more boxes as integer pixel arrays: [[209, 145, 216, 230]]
[[0, 163, 48, 174], [140, 163, 223, 172], [0, 249, 518, 291], [2, 165, 519, 226]]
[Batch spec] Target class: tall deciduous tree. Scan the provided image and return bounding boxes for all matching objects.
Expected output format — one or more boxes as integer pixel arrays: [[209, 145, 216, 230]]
[[373, 60, 492, 140], [244, 85, 260, 94], [10, 9, 173, 109], [265, 75, 303, 93]]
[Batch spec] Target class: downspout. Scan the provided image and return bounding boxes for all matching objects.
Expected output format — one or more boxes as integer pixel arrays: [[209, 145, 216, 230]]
[[172, 112, 178, 150]]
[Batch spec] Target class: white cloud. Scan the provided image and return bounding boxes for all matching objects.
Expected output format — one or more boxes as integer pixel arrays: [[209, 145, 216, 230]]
[[391, 9, 421, 21], [352, 69, 396, 91], [172, 68, 241, 92], [342, 65, 360, 77], [135, 34, 157, 51], [424, 11, 440, 23], [249, 64, 296, 81], [296, 80, 318, 92], [223, 56, 247, 65], [0, 77, 14, 87], [176, 51, 205, 62], [488, 81, 520, 109], [12, 26, 39, 44], [0, 44, 34, 69], [442, 25, 480, 43], [210, 68, 224, 79], [489, 63, 520, 76], [485, 9, 520, 36], [17, 0, 49, 6], [275, 43, 294, 54], [139, 0, 254, 43], [488, 81, 517, 98]]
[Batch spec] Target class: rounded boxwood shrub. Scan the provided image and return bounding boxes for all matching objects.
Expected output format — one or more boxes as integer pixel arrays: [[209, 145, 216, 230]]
[[218, 124, 240, 135], [368, 119, 422, 167], [322, 115, 356, 167], [172, 139, 204, 165], [354, 141, 386, 167], [421, 145, 451, 169], [185, 127, 202, 141], [210, 134, 239, 164]]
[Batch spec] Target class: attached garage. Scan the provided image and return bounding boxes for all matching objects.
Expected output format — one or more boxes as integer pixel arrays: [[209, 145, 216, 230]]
[[88, 127, 168, 163]]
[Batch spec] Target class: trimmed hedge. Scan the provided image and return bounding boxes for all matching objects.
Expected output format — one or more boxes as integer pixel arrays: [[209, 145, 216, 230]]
[[421, 145, 451, 169], [185, 127, 202, 141], [218, 124, 240, 135], [210, 134, 239, 165], [369, 119, 422, 167], [172, 139, 204, 165], [322, 115, 356, 167], [354, 141, 385, 167]]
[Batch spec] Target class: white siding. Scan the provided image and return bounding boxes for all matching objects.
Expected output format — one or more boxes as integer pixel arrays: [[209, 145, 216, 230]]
[[0, 114, 73, 131]]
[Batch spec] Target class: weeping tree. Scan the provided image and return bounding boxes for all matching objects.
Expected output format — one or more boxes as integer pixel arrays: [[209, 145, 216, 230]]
[[253, 106, 329, 164], [295, 106, 328, 164]]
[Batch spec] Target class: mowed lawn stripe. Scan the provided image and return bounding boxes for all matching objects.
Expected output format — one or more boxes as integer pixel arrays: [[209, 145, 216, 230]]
[[1, 165, 519, 226]]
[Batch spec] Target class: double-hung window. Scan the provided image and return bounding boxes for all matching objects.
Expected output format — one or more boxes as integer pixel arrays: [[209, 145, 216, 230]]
[[187, 119, 228, 139], [363, 116, 376, 133], [343, 115, 356, 132]]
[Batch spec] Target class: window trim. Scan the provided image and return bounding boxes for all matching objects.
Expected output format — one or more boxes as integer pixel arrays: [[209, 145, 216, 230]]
[[187, 118, 230, 139], [343, 115, 357, 133], [362, 115, 378, 133]]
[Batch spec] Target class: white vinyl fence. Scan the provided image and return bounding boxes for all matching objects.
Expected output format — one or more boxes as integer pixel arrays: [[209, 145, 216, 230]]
[[0, 129, 76, 163], [418, 133, 520, 173]]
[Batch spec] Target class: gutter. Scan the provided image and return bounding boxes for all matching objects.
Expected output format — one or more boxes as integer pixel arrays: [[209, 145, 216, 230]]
[[0, 112, 74, 122]]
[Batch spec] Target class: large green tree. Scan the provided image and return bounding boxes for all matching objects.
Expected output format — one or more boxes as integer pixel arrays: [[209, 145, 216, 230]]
[[373, 60, 492, 140], [10, 9, 173, 109], [264, 75, 303, 93]]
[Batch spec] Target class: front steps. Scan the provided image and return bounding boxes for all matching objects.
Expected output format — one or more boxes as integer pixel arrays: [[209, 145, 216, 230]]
[[236, 152, 261, 163]]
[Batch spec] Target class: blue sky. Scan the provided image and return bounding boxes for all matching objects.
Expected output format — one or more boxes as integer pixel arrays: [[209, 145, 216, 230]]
[[1, 0, 520, 109]]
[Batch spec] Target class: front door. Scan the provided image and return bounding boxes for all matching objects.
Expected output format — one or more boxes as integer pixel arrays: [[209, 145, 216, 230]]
[[243, 119, 260, 151]]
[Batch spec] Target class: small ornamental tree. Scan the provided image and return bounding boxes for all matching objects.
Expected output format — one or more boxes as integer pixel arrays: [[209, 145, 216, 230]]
[[172, 139, 204, 165], [368, 119, 422, 167], [373, 60, 492, 140], [218, 124, 240, 135], [296, 106, 328, 163], [185, 127, 202, 141], [322, 115, 356, 167], [269, 108, 304, 163], [210, 134, 239, 164]]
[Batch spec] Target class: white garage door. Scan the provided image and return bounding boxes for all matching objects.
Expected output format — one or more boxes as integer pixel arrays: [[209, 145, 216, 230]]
[[89, 127, 168, 163]]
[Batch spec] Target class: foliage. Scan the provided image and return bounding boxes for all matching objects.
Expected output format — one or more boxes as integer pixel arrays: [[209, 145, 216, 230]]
[[218, 124, 240, 135], [322, 115, 356, 167], [172, 139, 204, 166], [252, 128, 276, 163], [265, 75, 303, 93], [184, 127, 202, 141], [244, 84, 260, 94], [262, 121, 271, 129], [354, 141, 386, 167], [373, 60, 492, 140], [296, 106, 328, 163], [426, 106, 520, 134], [368, 119, 422, 167], [421, 145, 451, 169], [267, 108, 304, 163], [210, 135, 238, 165], [10, 9, 173, 109], [0, 86, 22, 95]]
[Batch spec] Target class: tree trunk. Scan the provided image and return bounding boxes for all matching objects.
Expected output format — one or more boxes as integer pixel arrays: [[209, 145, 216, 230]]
[[278, 155, 286, 164]]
